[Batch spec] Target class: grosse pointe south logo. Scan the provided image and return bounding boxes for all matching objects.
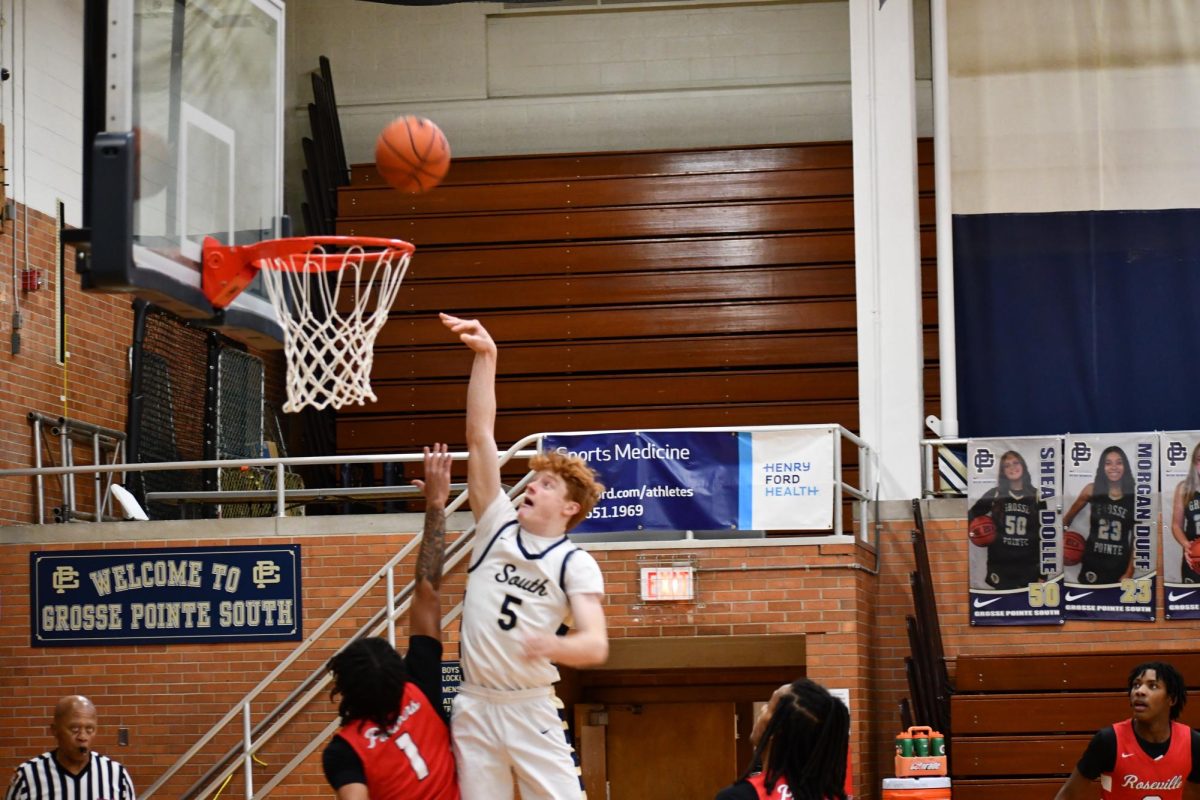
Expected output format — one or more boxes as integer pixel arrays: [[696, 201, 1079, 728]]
[[973, 448, 994, 474]]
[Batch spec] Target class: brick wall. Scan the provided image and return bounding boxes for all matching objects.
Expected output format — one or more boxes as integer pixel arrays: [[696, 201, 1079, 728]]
[[7, 502, 1194, 797], [0, 203, 132, 525], [0, 523, 878, 798]]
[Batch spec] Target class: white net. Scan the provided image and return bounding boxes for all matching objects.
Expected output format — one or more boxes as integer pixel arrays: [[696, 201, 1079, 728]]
[[257, 243, 411, 413]]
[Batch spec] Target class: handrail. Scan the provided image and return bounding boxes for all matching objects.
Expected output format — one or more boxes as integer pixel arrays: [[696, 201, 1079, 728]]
[[0, 449, 535, 519]]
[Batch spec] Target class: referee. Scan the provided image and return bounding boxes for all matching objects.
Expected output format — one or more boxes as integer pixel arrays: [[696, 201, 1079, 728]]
[[4, 696, 135, 800]]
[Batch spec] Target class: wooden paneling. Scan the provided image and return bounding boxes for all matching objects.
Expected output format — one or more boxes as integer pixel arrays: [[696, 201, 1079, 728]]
[[407, 233, 856, 278], [955, 653, 1200, 692], [372, 333, 860, 378], [378, 299, 858, 347], [341, 199, 860, 244], [949, 652, 1200, 794], [350, 142, 865, 187], [951, 692, 1131, 734], [342, 168, 860, 218], [402, 230, 935, 279], [335, 140, 939, 466], [350, 138, 934, 187], [381, 266, 867, 314], [951, 778, 1065, 800], [952, 736, 1089, 776], [338, 402, 861, 454]]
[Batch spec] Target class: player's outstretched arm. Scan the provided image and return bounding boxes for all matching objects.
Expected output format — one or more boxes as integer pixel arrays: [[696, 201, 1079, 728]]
[[440, 313, 501, 521], [521, 593, 609, 668], [1053, 769, 1093, 800], [410, 443, 452, 639]]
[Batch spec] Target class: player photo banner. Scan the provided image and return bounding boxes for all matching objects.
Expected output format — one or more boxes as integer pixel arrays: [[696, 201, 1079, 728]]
[[966, 437, 1062, 626], [31, 545, 302, 646], [1160, 432, 1200, 620], [542, 428, 835, 534], [1062, 434, 1157, 622]]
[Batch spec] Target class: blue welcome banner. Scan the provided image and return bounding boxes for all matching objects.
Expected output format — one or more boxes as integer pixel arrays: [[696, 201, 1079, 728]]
[[31, 545, 302, 647], [543, 429, 834, 534]]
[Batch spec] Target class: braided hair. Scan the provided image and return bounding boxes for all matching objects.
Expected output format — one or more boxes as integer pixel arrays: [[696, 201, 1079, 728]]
[[328, 637, 410, 730], [743, 679, 850, 800], [1128, 661, 1187, 720]]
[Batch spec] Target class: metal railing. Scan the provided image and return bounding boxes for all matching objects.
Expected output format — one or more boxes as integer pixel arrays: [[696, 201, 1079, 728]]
[[27, 412, 126, 523]]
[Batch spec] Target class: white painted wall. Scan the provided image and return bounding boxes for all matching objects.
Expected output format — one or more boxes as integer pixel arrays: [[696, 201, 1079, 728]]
[[0, 0, 934, 234], [1, 0, 85, 225], [285, 0, 933, 213]]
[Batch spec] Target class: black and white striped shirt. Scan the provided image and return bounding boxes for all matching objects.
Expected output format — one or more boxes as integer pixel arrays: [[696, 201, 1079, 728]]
[[4, 751, 135, 800]]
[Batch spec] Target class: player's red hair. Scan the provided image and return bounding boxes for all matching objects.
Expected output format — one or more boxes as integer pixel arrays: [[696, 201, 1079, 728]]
[[529, 451, 604, 530]]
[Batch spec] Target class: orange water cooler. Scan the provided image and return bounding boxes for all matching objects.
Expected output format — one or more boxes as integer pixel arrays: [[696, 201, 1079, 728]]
[[881, 777, 952, 799]]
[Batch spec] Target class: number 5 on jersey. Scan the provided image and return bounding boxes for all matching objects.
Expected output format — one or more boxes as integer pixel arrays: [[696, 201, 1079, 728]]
[[498, 594, 523, 630]]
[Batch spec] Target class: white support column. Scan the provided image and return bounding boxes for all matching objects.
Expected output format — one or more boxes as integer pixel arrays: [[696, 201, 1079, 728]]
[[850, 0, 925, 500]]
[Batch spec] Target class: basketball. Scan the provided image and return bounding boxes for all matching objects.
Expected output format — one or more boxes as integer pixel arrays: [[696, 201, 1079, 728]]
[[1063, 529, 1087, 566], [375, 116, 451, 193], [1188, 538, 1200, 564], [968, 515, 996, 547]]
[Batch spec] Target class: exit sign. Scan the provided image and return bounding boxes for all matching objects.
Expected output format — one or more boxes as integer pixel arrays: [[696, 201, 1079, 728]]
[[639, 566, 695, 602]]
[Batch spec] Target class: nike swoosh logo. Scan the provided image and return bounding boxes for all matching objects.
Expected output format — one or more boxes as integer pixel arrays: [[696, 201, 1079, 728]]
[[1065, 591, 1093, 601], [973, 597, 1002, 608], [1121, 752, 1135, 758], [1169, 591, 1197, 601]]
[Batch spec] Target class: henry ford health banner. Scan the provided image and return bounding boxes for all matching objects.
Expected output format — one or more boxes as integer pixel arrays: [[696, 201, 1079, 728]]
[[542, 429, 835, 534]]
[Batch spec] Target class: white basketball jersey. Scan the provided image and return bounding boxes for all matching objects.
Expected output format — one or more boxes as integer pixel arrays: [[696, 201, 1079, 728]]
[[461, 491, 604, 691]]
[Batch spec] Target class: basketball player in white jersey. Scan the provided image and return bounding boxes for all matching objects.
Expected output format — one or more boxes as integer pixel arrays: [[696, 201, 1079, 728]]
[[440, 313, 608, 800]]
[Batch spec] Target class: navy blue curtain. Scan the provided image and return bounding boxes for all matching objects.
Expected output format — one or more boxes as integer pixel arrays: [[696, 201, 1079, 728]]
[[954, 208, 1200, 436]]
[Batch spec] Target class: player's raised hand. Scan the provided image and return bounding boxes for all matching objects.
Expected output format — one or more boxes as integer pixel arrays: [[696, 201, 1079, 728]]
[[440, 312, 496, 356], [411, 443, 453, 508]]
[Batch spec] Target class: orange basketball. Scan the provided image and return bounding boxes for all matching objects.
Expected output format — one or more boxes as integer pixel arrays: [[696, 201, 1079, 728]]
[[1188, 538, 1200, 563], [968, 515, 996, 547], [374, 116, 451, 193], [1063, 529, 1087, 566]]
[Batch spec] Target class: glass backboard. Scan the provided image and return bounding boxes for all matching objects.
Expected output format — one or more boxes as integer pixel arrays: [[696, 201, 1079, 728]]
[[83, 0, 285, 346]]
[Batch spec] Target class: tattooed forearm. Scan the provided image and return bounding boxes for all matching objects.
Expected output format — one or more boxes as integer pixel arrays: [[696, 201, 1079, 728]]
[[415, 505, 446, 588]]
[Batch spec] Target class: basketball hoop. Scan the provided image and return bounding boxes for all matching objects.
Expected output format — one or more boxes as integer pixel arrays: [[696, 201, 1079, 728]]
[[202, 235, 415, 413]]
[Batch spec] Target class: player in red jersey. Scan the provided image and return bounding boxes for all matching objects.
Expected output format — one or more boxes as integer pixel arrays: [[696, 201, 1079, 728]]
[[1055, 661, 1200, 800], [322, 444, 460, 800], [714, 678, 850, 800]]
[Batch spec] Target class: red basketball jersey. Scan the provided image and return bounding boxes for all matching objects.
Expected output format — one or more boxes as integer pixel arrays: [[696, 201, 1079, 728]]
[[746, 773, 793, 800], [336, 682, 459, 800], [744, 753, 854, 799], [1101, 719, 1191, 800]]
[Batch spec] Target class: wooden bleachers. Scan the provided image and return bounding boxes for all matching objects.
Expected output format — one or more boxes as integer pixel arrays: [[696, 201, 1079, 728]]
[[950, 653, 1200, 799], [333, 140, 941, 464]]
